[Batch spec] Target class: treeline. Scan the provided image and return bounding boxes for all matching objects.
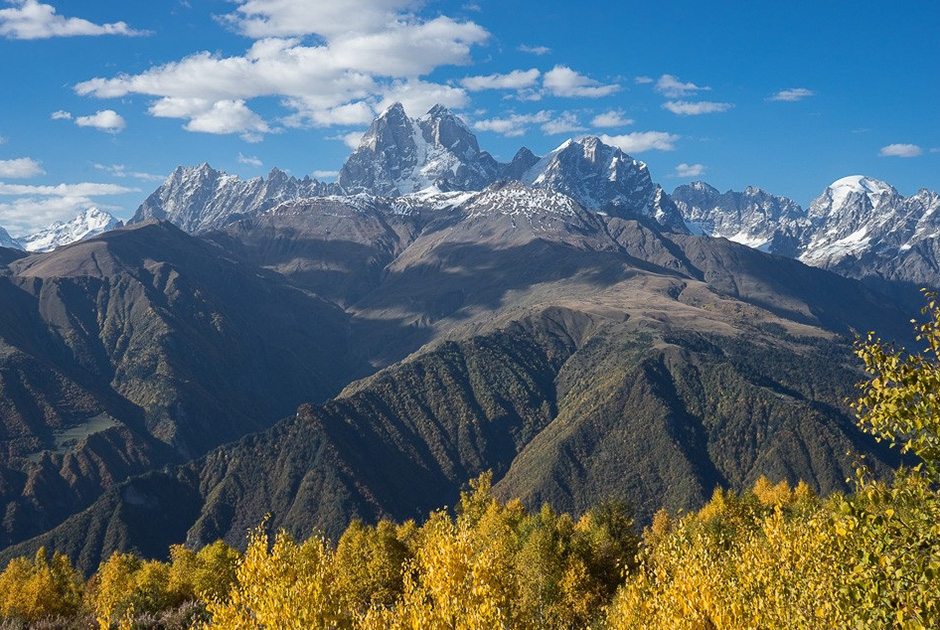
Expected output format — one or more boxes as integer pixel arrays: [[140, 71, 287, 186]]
[[2, 301, 940, 629], [1, 470, 937, 629]]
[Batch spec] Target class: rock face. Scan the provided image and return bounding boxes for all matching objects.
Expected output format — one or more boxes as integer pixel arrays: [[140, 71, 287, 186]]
[[522, 137, 687, 230], [130, 164, 336, 233], [18, 208, 121, 253], [0, 225, 20, 250], [337, 103, 501, 196], [673, 176, 940, 289], [136, 104, 690, 235], [672, 182, 808, 256]]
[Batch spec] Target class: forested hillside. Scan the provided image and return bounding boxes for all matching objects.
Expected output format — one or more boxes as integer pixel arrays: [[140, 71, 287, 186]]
[[1, 300, 938, 629]]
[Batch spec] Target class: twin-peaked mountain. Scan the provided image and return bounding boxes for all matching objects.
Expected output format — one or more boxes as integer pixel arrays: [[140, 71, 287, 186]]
[[673, 176, 940, 292]]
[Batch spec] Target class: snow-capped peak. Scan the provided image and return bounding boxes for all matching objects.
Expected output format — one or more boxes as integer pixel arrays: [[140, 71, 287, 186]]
[[0, 224, 22, 250], [826, 175, 896, 209], [19, 208, 121, 253], [337, 103, 500, 196]]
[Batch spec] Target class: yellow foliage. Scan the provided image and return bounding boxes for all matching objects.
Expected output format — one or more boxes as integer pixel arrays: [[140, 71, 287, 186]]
[[0, 547, 83, 622]]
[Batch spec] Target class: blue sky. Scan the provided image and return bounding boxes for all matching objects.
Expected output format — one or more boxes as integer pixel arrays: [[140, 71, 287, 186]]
[[0, 0, 937, 235]]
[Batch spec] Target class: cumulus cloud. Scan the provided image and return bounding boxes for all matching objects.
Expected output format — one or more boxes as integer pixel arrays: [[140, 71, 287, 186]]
[[0, 157, 44, 178], [461, 69, 540, 91], [674, 163, 706, 177], [541, 112, 586, 135], [149, 98, 267, 140], [329, 131, 365, 149], [543, 65, 619, 98], [517, 44, 550, 55], [662, 100, 733, 115], [0, 0, 145, 39], [654, 74, 710, 98], [634, 76, 653, 84], [74, 110, 126, 133], [237, 153, 263, 167], [0, 181, 137, 235], [75, 7, 488, 139], [472, 111, 551, 137], [313, 169, 339, 179], [0, 182, 136, 196], [377, 80, 469, 118], [221, 0, 419, 39], [879, 143, 923, 158], [598, 131, 679, 153], [93, 163, 165, 182], [591, 110, 634, 128], [768, 88, 814, 102], [50, 110, 72, 120]]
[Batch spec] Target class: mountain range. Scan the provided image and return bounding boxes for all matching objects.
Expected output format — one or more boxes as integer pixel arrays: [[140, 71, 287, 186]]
[[673, 177, 940, 293], [0, 103, 928, 573], [0, 208, 121, 253]]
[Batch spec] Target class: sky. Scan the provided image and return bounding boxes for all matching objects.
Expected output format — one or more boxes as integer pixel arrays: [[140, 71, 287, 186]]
[[0, 0, 937, 236]]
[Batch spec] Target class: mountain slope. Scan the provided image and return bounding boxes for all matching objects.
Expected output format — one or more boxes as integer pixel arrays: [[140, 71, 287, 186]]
[[0, 226, 21, 250], [131, 165, 336, 233], [673, 177, 940, 292], [18, 208, 121, 253], [1, 205, 913, 573], [0, 222, 356, 549], [337, 103, 501, 196], [523, 137, 686, 230]]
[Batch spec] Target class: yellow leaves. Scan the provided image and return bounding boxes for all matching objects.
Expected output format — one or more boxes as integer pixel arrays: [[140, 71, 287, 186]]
[[0, 548, 84, 622]]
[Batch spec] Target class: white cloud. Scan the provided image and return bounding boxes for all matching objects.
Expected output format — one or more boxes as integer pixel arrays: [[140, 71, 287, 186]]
[[768, 88, 814, 102], [75, 8, 488, 139], [541, 112, 586, 135], [313, 169, 339, 179], [543, 65, 619, 98], [222, 0, 418, 39], [74, 109, 126, 133], [0, 157, 44, 178], [654, 74, 710, 98], [461, 69, 540, 91], [377, 80, 468, 118], [472, 111, 551, 137], [93, 163, 165, 182], [879, 143, 923, 158], [634, 76, 653, 84], [283, 101, 376, 128], [0, 180, 138, 235], [50, 110, 72, 120], [662, 100, 733, 115], [0, 0, 145, 39], [674, 163, 705, 177], [0, 182, 137, 196], [517, 44, 550, 55], [150, 98, 267, 140], [591, 110, 634, 128], [598, 131, 679, 153], [237, 153, 263, 167], [329, 131, 365, 150]]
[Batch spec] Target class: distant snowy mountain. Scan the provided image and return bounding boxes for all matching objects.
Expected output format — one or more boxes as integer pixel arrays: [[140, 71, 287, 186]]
[[801, 176, 911, 265], [131, 164, 336, 233], [337, 103, 502, 196], [0, 225, 21, 250], [522, 137, 686, 231], [673, 176, 940, 289], [672, 181, 808, 256], [18, 208, 121, 253]]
